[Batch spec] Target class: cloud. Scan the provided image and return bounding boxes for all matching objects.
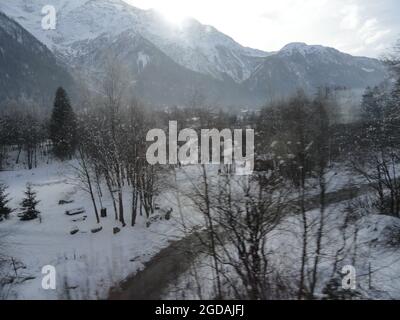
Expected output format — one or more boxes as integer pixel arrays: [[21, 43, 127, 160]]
[[358, 18, 392, 45], [340, 5, 360, 30]]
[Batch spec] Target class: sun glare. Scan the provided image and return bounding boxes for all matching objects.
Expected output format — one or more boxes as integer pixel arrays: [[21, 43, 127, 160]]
[[155, 4, 190, 26]]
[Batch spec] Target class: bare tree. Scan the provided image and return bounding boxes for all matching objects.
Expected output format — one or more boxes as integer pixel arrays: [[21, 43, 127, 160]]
[[185, 165, 292, 299]]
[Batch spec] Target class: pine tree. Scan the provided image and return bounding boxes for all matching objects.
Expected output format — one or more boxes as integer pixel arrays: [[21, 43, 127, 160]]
[[20, 184, 40, 221], [49, 87, 78, 159], [0, 182, 12, 221]]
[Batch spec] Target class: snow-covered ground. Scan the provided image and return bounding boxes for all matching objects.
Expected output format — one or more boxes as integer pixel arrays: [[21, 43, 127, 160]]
[[2, 156, 400, 300], [163, 197, 400, 300], [0, 160, 202, 299]]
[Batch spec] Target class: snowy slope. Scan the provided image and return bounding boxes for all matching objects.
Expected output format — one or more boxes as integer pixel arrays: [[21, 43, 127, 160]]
[[245, 42, 387, 101], [0, 11, 74, 103], [0, 0, 268, 83]]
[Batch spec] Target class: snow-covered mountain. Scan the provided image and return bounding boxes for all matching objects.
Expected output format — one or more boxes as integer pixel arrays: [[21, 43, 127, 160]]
[[0, 0, 268, 83], [0, 0, 388, 107], [75, 29, 258, 106], [245, 42, 387, 101], [0, 11, 74, 103]]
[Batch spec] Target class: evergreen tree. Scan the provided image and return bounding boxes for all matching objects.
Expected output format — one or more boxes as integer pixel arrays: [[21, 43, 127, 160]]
[[20, 184, 40, 221], [49, 87, 78, 159], [0, 182, 12, 220]]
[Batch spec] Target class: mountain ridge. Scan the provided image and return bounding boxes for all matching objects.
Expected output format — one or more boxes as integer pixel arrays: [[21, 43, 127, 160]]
[[0, 0, 269, 83], [0, 11, 75, 104], [0, 0, 388, 107]]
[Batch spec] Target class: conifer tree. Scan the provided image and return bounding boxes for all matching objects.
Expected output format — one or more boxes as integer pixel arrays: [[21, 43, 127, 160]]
[[0, 182, 12, 220], [20, 184, 40, 221], [49, 87, 78, 159]]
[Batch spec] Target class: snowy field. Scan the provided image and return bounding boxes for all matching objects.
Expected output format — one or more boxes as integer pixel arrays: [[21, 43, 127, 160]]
[[0, 160, 203, 299], [1, 157, 400, 300]]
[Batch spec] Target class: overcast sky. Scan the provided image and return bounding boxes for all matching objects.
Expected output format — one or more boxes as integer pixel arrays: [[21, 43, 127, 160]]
[[124, 0, 399, 58]]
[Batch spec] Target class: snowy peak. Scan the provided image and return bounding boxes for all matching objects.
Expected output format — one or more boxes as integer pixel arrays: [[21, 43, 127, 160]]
[[0, 0, 268, 83], [245, 41, 387, 102], [280, 42, 308, 51], [276, 42, 385, 73], [279, 42, 335, 57]]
